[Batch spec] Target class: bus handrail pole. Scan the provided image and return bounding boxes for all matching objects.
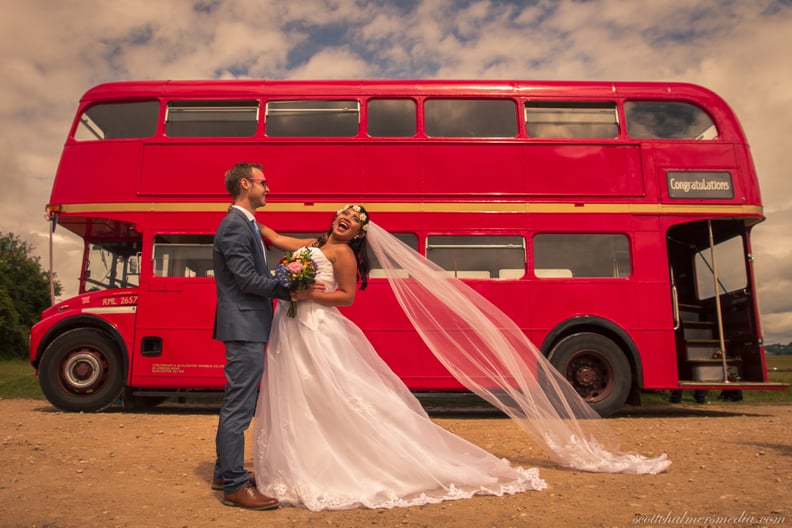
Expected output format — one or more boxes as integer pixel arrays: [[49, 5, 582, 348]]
[[48, 212, 57, 306], [708, 220, 729, 381]]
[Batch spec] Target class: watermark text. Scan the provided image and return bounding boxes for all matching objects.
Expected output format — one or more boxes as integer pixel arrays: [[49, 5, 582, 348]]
[[633, 511, 786, 525]]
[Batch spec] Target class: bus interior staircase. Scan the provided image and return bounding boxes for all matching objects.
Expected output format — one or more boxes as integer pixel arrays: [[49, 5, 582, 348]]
[[677, 303, 741, 383]]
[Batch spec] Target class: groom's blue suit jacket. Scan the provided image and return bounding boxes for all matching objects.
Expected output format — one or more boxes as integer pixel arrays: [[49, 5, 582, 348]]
[[212, 207, 289, 342]]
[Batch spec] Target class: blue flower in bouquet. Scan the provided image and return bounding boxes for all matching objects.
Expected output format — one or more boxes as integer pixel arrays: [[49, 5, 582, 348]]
[[275, 248, 318, 317]]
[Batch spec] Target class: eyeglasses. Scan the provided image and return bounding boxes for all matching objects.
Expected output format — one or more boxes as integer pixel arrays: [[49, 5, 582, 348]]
[[246, 178, 268, 187]]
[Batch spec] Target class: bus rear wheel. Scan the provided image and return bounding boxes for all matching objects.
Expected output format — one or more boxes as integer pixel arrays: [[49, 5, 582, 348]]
[[38, 329, 124, 412], [549, 332, 631, 417]]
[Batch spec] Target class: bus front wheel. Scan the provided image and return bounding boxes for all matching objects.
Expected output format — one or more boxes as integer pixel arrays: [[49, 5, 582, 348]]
[[38, 328, 124, 412], [549, 332, 631, 417]]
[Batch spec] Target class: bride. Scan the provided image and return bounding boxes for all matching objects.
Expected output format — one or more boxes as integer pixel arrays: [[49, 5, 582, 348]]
[[254, 205, 669, 511]]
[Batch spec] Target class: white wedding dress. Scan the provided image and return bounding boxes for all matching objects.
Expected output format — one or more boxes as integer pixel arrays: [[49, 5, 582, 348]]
[[253, 247, 546, 511]]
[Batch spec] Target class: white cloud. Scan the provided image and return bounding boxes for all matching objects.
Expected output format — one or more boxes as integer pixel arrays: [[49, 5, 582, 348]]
[[1, 0, 792, 343], [287, 48, 373, 79]]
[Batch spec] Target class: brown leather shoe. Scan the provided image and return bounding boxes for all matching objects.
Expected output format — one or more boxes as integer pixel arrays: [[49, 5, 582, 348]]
[[222, 483, 279, 510], [212, 473, 256, 491]]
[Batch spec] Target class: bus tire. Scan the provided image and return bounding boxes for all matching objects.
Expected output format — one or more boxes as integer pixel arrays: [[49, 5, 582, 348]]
[[38, 328, 124, 412], [548, 332, 631, 417]]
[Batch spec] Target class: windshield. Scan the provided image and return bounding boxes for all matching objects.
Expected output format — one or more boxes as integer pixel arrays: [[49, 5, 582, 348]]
[[83, 241, 140, 292]]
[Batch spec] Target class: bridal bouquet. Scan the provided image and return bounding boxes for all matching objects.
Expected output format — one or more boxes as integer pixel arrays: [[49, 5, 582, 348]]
[[274, 248, 318, 318]]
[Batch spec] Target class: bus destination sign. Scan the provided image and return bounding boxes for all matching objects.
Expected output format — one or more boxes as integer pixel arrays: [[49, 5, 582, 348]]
[[667, 171, 733, 199]]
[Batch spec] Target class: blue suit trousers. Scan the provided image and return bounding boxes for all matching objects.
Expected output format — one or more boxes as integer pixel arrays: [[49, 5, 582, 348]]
[[214, 340, 265, 493]]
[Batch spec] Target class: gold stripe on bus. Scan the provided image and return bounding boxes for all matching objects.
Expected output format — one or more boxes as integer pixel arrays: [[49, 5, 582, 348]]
[[56, 202, 764, 216]]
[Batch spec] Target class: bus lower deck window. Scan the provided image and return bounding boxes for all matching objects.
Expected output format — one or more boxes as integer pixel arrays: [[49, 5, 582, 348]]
[[426, 235, 525, 279], [533, 234, 631, 278]]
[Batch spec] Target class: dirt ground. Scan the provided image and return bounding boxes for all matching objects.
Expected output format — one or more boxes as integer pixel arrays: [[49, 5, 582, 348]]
[[1, 398, 789, 528]]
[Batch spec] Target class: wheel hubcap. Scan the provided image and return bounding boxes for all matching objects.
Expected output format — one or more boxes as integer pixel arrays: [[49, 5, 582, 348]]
[[575, 365, 597, 385], [567, 351, 613, 402], [62, 351, 102, 390]]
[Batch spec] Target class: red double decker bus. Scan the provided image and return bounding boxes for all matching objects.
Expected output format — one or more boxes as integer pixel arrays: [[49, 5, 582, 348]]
[[30, 79, 785, 416]]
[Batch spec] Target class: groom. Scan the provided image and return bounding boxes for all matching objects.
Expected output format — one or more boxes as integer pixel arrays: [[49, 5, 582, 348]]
[[212, 162, 290, 510]]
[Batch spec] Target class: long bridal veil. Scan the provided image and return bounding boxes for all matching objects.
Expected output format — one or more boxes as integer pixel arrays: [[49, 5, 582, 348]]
[[366, 222, 670, 475]]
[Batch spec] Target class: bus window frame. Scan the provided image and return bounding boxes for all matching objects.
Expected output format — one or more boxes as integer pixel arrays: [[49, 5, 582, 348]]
[[532, 233, 632, 279], [524, 100, 620, 139], [150, 234, 215, 279], [425, 234, 526, 279], [264, 99, 361, 137], [164, 100, 259, 138]]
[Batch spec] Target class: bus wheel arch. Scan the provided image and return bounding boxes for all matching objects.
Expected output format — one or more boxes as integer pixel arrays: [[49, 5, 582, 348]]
[[545, 323, 638, 417], [38, 328, 125, 412]]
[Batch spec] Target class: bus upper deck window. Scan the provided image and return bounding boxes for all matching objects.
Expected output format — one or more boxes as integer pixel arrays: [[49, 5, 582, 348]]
[[165, 101, 258, 138], [624, 101, 718, 139], [75, 101, 159, 141], [525, 102, 619, 138], [425, 99, 517, 138], [367, 99, 416, 137], [265, 100, 360, 137]]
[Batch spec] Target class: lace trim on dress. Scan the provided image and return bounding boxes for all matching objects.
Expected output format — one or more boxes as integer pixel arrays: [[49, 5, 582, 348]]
[[262, 467, 547, 511]]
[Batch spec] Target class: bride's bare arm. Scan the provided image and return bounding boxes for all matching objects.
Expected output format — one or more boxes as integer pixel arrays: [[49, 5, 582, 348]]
[[257, 222, 317, 252]]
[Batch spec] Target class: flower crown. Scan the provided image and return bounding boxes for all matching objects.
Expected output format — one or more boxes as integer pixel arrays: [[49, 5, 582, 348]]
[[337, 204, 369, 231]]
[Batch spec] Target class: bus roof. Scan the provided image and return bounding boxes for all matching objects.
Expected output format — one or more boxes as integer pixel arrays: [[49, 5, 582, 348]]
[[80, 79, 725, 104]]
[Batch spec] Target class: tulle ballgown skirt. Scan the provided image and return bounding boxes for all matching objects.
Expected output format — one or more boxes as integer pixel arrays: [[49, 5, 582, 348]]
[[253, 300, 546, 511]]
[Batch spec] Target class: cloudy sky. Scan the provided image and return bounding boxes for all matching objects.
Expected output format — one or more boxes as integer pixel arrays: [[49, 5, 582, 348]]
[[2, 0, 791, 343]]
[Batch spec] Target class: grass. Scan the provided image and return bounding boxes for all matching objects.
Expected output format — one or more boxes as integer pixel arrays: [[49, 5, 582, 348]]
[[0, 358, 43, 400], [0, 356, 789, 406], [744, 354, 792, 403], [767, 353, 792, 372]]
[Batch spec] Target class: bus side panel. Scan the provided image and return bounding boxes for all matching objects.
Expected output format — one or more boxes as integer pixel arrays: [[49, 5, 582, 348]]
[[132, 278, 226, 388], [527, 278, 677, 389], [136, 142, 650, 201], [519, 145, 644, 197], [652, 142, 746, 203], [361, 144, 422, 196], [54, 143, 143, 203], [630, 231, 681, 388], [139, 143, 278, 196], [347, 282, 465, 391], [417, 144, 526, 195]]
